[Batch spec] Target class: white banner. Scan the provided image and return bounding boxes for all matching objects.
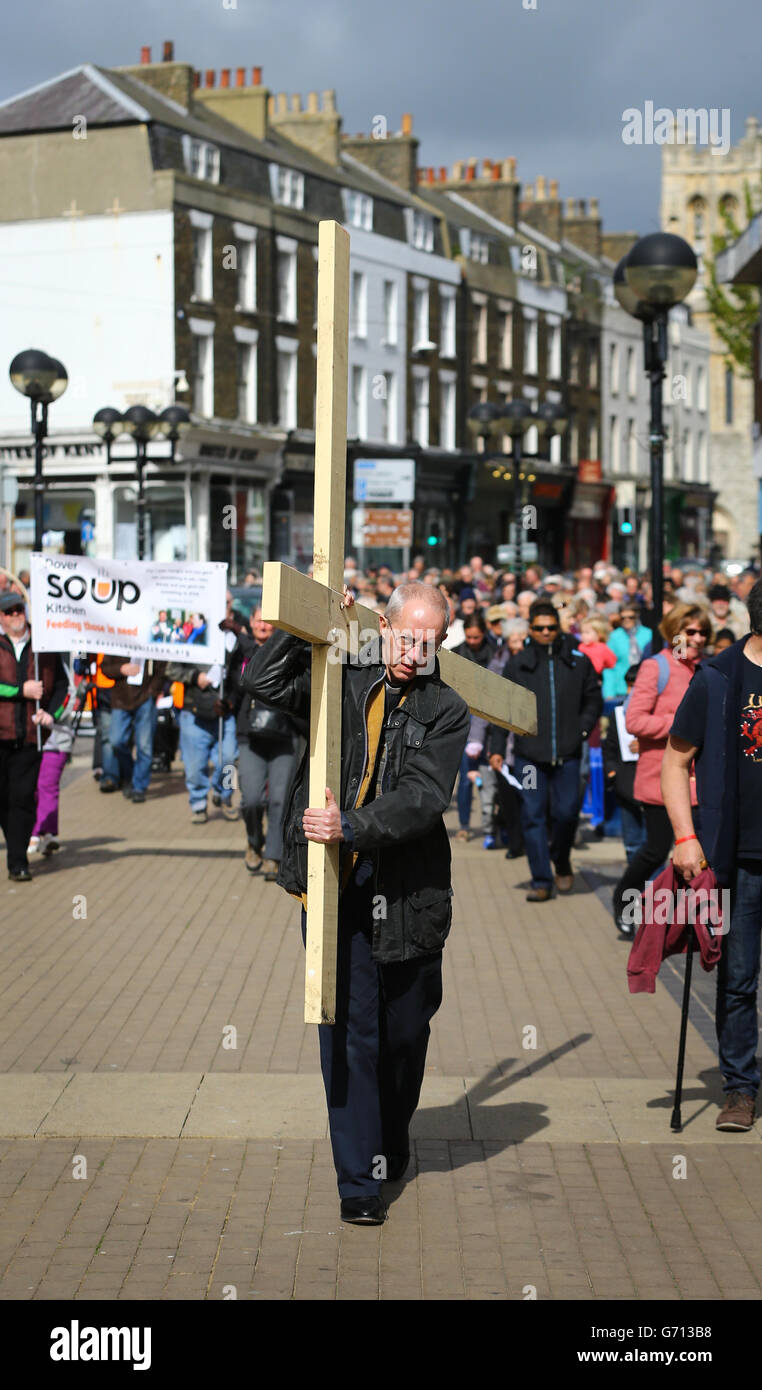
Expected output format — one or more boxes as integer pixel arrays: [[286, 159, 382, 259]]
[[29, 554, 228, 665]]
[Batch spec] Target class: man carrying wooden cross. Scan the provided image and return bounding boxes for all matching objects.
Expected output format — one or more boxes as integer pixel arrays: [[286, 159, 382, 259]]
[[243, 580, 474, 1223], [242, 219, 534, 1224]]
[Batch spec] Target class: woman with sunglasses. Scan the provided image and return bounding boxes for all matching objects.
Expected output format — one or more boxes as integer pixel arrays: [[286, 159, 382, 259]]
[[611, 603, 712, 935]]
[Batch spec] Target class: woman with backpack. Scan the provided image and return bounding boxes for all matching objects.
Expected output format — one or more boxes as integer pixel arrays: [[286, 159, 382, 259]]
[[611, 603, 712, 936]]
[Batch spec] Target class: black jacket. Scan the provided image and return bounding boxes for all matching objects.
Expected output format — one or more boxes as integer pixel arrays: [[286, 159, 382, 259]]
[[488, 633, 602, 766], [226, 630, 305, 741], [242, 627, 470, 963], [602, 701, 638, 804]]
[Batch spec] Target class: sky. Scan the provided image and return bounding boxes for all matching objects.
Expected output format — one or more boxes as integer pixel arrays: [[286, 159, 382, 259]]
[[2, 0, 759, 235]]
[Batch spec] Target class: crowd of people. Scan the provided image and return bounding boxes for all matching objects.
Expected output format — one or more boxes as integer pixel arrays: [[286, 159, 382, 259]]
[[0, 552, 756, 923]]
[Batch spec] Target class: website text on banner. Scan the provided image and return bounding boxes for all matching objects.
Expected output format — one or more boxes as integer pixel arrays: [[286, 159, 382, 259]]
[[29, 554, 228, 665]]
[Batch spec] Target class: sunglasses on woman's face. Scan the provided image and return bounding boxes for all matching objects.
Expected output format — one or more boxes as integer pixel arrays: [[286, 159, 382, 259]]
[[683, 627, 706, 638]]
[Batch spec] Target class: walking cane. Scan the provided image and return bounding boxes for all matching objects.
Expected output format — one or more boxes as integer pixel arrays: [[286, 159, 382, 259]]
[[670, 923, 695, 1133], [33, 652, 42, 751]]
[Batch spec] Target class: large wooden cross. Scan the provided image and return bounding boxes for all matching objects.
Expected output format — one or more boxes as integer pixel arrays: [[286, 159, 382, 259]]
[[262, 221, 537, 1024]]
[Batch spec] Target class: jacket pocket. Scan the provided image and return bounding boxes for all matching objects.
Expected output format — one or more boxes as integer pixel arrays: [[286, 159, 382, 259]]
[[405, 885, 454, 952]]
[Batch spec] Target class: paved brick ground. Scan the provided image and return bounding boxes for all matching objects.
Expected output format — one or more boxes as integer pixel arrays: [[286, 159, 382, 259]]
[[1, 750, 761, 1300]]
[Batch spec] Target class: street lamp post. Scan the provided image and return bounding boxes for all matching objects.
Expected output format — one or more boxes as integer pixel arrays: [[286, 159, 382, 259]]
[[9, 350, 68, 553], [614, 234, 697, 653], [467, 399, 568, 575], [93, 403, 191, 560]]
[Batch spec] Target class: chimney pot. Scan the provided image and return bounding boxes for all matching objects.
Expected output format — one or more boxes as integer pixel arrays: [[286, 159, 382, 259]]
[[307, 90, 319, 113], [502, 157, 517, 179], [549, 178, 559, 198], [524, 183, 535, 201], [252, 66, 262, 86], [193, 70, 201, 89], [426, 167, 434, 183], [417, 168, 424, 183], [277, 92, 288, 114], [453, 160, 464, 179], [140, 45, 151, 64], [439, 166, 447, 182], [235, 67, 245, 86], [536, 174, 547, 198], [162, 40, 174, 62], [578, 198, 587, 215], [401, 112, 413, 136], [589, 196, 599, 216], [465, 164, 476, 182], [323, 90, 336, 113], [491, 161, 501, 180], [267, 95, 275, 115], [566, 196, 575, 214], [292, 93, 302, 112], [205, 69, 215, 88], [220, 68, 231, 88]]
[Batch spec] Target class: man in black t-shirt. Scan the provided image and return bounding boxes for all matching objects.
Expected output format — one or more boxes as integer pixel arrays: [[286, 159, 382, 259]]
[[663, 579, 762, 1133]]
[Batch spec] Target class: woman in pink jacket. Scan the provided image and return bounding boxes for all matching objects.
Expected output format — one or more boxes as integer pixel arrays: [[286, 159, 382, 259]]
[[612, 603, 712, 935]]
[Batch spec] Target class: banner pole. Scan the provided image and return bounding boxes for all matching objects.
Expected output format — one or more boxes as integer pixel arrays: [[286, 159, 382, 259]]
[[33, 651, 41, 751]]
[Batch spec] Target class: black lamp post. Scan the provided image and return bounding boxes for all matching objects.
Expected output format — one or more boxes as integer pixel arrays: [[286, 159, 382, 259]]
[[614, 233, 697, 652], [93, 403, 191, 560], [9, 349, 68, 552]]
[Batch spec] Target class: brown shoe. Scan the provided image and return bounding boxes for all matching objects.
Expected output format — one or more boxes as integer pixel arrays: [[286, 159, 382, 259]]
[[455, 829, 470, 842], [526, 887, 553, 903], [716, 1091, 756, 1131], [555, 874, 574, 893], [263, 859, 280, 882], [245, 844, 262, 874]]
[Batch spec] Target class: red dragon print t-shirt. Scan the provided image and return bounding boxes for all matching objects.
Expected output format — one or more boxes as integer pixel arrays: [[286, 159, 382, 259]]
[[738, 654, 762, 857]]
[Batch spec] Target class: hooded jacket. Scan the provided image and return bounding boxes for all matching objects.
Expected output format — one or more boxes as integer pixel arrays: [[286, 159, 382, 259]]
[[487, 632, 601, 766], [241, 627, 470, 963]]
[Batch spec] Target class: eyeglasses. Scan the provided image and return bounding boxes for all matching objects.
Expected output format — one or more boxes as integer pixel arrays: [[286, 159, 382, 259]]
[[2, 605, 24, 616], [683, 627, 707, 638], [531, 624, 559, 633]]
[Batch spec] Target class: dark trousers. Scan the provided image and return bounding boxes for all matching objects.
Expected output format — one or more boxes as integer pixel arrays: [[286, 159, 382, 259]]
[[518, 757, 581, 890], [303, 875, 443, 1198], [613, 803, 677, 917], [0, 742, 42, 871], [717, 860, 762, 1097]]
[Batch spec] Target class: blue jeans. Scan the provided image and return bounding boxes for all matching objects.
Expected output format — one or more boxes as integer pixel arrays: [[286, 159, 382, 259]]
[[110, 702, 158, 795], [518, 757, 581, 891], [456, 748, 479, 830], [178, 710, 238, 812], [618, 799, 647, 863], [716, 860, 762, 1097]]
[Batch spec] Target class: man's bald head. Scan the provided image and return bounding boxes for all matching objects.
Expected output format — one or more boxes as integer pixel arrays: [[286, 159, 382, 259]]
[[379, 582, 449, 682]]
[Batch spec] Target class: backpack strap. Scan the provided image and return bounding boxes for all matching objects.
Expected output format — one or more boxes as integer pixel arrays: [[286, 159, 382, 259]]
[[651, 649, 671, 696]]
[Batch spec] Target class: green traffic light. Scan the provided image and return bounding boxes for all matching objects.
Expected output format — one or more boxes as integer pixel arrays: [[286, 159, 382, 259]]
[[427, 535, 438, 546]]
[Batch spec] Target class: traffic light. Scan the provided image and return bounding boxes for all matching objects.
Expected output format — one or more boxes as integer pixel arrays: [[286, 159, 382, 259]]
[[427, 534, 438, 547], [617, 505, 634, 536]]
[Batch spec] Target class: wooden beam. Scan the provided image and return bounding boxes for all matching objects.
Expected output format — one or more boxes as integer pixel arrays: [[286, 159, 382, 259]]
[[304, 221, 350, 1025], [262, 561, 537, 737]]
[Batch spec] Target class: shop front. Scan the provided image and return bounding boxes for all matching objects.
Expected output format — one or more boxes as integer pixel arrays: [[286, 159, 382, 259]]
[[0, 423, 284, 580]]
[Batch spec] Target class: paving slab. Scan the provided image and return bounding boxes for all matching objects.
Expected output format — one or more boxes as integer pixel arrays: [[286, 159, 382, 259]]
[[37, 1073, 203, 1137], [183, 1074, 328, 1139]]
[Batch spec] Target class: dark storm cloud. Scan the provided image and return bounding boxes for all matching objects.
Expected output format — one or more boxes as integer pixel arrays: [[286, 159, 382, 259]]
[[3, 0, 759, 231]]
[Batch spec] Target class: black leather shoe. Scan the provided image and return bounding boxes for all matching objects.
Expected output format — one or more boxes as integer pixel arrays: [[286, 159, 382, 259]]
[[8, 867, 32, 882], [340, 1196, 387, 1225], [130, 791, 146, 803]]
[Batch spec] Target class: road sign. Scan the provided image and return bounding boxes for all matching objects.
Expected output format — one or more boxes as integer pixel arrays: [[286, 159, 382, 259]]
[[353, 507, 413, 548], [496, 542, 539, 565], [353, 458, 415, 504]]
